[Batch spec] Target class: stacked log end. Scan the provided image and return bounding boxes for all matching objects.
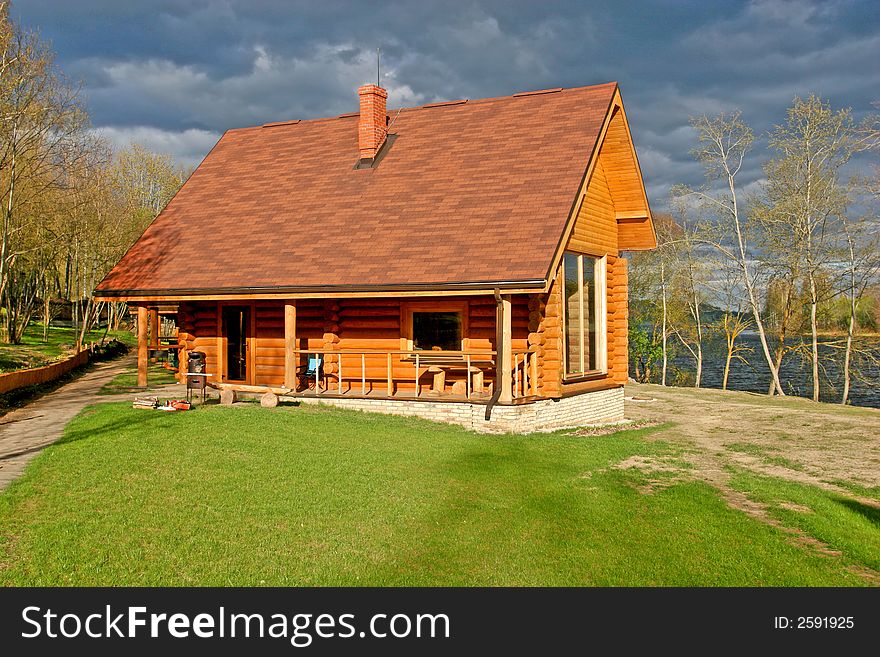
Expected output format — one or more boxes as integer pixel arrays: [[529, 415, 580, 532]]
[[607, 255, 629, 384], [322, 301, 341, 378], [537, 270, 562, 397], [175, 303, 197, 381]]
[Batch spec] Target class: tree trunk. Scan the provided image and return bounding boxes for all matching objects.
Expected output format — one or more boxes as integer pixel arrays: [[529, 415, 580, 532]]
[[808, 271, 820, 402], [42, 296, 50, 342], [727, 172, 785, 396], [768, 340, 785, 395], [695, 342, 702, 388], [723, 348, 732, 391], [693, 294, 703, 388], [841, 259, 857, 405], [660, 262, 668, 387], [841, 309, 854, 405]]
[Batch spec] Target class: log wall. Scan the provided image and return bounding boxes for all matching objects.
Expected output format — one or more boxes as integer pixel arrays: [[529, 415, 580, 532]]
[[177, 295, 531, 395], [550, 128, 631, 393]]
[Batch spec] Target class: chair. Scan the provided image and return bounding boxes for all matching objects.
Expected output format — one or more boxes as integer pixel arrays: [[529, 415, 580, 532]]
[[296, 356, 323, 391]]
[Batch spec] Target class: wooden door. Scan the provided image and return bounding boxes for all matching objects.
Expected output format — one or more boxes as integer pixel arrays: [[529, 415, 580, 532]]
[[222, 306, 250, 382]]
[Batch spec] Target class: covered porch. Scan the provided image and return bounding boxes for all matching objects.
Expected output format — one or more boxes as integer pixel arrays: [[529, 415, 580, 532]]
[[134, 294, 549, 405]]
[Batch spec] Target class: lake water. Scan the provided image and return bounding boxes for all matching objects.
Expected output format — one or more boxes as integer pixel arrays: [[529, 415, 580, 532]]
[[665, 333, 880, 409]]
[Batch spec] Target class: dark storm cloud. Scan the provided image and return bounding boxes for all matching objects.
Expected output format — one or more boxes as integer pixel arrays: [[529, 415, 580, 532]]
[[13, 0, 880, 203]]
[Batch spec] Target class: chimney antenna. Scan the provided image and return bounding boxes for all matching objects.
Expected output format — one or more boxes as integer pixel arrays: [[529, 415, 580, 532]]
[[376, 47, 380, 86]]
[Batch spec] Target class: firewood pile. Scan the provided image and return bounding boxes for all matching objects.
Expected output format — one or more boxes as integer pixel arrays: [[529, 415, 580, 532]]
[[132, 396, 191, 411]]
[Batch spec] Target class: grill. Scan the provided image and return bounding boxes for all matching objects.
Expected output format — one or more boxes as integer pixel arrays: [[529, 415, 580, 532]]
[[186, 351, 207, 402]]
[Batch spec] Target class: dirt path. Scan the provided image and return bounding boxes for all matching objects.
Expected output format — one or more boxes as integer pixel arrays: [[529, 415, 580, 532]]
[[0, 355, 183, 491], [623, 383, 880, 583], [625, 382, 880, 492]]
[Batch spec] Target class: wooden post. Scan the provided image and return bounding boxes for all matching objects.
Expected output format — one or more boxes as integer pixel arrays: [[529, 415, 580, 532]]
[[149, 308, 159, 362], [499, 296, 513, 403], [284, 303, 297, 389], [137, 305, 148, 387], [386, 352, 393, 397], [216, 302, 224, 384], [530, 351, 539, 396]]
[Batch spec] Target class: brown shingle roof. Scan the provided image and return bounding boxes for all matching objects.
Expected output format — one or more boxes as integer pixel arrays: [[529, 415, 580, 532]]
[[97, 82, 618, 294]]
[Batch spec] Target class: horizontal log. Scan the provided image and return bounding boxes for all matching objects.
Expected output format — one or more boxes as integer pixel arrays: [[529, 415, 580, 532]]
[[254, 357, 287, 367], [339, 319, 400, 329], [191, 341, 217, 349], [339, 307, 400, 317], [336, 340, 403, 348], [255, 368, 285, 377]]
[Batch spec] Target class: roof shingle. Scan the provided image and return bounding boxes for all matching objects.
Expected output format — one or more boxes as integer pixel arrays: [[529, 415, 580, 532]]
[[97, 82, 618, 293]]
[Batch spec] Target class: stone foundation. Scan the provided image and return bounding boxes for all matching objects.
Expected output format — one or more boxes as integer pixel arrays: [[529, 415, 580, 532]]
[[295, 386, 624, 433]]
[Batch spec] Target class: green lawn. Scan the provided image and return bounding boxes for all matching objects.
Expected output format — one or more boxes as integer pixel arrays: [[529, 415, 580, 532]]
[[730, 471, 880, 573], [0, 323, 135, 373], [99, 362, 179, 395], [0, 402, 872, 586]]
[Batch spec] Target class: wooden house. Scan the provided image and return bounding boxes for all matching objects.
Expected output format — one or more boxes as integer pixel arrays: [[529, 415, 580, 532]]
[[95, 81, 656, 432]]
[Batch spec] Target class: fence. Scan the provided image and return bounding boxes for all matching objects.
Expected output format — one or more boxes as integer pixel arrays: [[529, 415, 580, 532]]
[[0, 349, 91, 395]]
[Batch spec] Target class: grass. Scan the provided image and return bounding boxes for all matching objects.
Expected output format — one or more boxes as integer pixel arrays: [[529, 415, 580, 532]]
[[0, 323, 134, 373], [730, 471, 880, 573], [98, 362, 179, 395], [725, 442, 806, 472], [826, 480, 880, 503], [0, 402, 871, 586]]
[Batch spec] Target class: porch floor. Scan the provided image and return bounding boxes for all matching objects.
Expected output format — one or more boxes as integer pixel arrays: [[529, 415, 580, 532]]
[[288, 386, 493, 403], [208, 380, 542, 405]]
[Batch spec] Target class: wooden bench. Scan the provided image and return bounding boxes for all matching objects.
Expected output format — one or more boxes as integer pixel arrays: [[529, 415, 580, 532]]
[[416, 356, 493, 398]]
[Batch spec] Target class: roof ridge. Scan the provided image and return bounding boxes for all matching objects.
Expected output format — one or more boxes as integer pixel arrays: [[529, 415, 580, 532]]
[[233, 81, 618, 132]]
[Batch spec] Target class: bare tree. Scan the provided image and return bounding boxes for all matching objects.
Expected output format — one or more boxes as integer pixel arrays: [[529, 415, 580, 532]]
[[0, 8, 86, 341], [763, 96, 867, 401], [833, 163, 880, 406], [712, 262, 753, 390], [675, 112, 785, 395], [666, 201, 709, 387]]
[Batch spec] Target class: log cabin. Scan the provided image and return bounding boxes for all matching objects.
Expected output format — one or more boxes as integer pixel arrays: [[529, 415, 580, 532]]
[[94, 81, 656, 432]]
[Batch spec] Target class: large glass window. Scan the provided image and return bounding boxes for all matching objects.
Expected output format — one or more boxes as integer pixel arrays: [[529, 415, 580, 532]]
[[563, 252, 606, 376], [412, 311, 462, 351]]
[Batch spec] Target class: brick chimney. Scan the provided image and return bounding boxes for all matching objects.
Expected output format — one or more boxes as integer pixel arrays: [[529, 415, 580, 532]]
[[357, 84, 388, 161]]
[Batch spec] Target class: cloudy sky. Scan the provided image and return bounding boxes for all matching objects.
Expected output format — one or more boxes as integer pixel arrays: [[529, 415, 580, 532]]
[[13, 0, 880, 205]]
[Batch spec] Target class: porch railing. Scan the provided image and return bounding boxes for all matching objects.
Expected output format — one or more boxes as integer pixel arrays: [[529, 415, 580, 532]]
[[512, 349, 539, 399], [291, 348, 538, 401]]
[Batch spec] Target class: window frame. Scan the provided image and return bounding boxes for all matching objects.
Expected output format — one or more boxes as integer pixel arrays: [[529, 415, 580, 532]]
[[401, 301, 469, 355], [561, 251, 607, 381]]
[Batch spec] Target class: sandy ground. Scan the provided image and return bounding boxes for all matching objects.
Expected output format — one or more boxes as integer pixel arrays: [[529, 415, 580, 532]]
[[624, 382, 880, 493], [623, 382, 880, 583]]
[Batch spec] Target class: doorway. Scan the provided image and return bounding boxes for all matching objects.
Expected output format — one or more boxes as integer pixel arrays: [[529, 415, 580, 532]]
[[222, 306, 250, 382]]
